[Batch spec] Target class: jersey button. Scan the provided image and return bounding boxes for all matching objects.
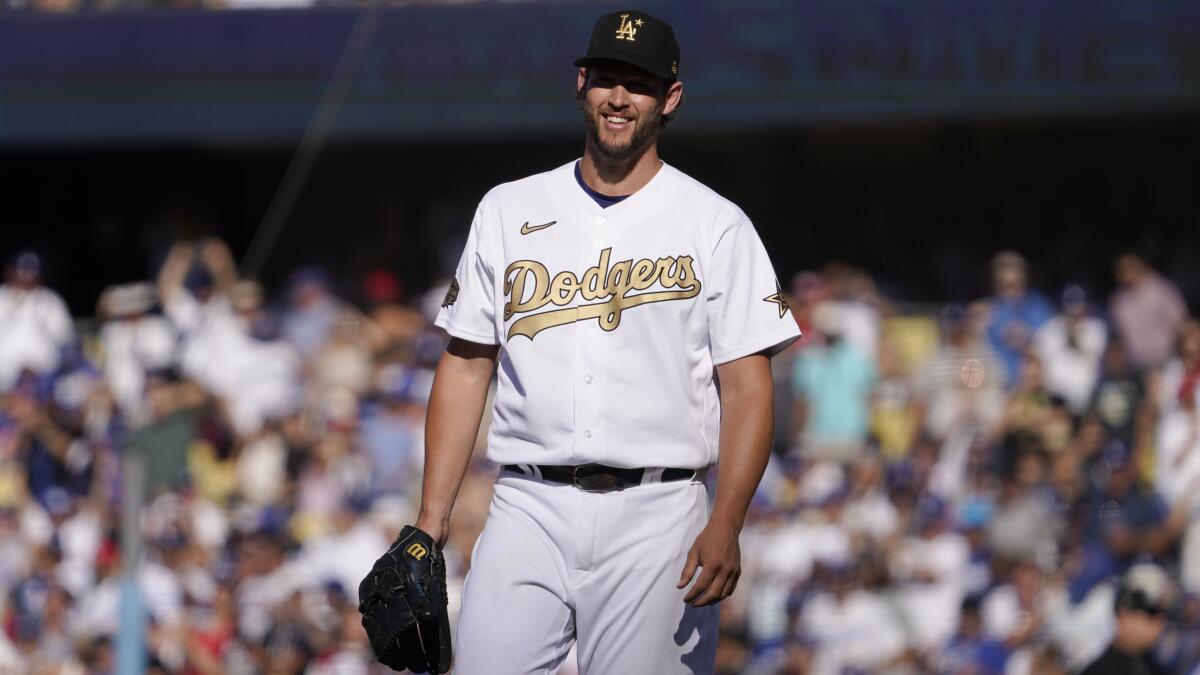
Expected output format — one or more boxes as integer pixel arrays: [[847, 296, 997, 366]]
[[595, 215, 607, 225], [583, 429, 593, 439], [584, 375, 594, 384], [594, 240, 605, 249]]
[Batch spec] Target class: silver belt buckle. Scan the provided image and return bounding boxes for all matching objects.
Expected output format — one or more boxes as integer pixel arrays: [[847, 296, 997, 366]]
[[572, 463, 624, 493]]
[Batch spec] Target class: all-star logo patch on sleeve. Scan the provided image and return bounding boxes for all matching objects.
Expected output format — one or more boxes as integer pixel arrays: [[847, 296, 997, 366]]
[[762, 281, 790, 319]]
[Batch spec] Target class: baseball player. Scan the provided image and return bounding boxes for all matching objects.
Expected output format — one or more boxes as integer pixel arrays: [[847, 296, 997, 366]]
[[390, 9, 800, 674]]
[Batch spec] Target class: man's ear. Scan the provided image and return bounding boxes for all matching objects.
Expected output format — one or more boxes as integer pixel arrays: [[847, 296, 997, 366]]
[[577, 67, 589, 97], [663, 80, 684, 116]]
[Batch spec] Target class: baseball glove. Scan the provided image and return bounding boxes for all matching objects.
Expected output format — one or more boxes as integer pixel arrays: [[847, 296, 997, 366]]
[[358, 525, 452, 673]]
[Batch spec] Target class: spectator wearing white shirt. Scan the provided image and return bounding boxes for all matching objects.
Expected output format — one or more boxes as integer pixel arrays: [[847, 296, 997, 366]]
[[739, 506, 820, 652], [157, 239, 244, 396], [840, 453, 899, 544], [982, 559, 1062, 675], [73, 537, 184, 644], [158, 240, 301, 436], [1155, 377, 1200, 508], [233, 530, 304, 645], [1156, 325, 1200, 593], [1033, 284, 1107, 416], [891, 497, 970, 651], [222, 285, 303, 437], [97, 282, 176, 424], [799, 561, 907, 675], [0, 251, 74, 391], [294, 500, 388, 604], [821, 264, 885, 362], [1157, 319, 1200, 428]]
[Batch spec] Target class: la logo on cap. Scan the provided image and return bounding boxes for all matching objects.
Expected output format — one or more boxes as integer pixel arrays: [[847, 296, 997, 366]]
[[615, 13, 644, 42]]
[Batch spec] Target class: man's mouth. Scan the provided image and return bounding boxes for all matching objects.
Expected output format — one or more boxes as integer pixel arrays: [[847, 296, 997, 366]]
[[603, 114, 632, 129]]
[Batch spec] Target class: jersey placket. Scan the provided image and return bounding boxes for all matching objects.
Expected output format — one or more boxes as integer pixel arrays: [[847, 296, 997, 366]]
[[571, 210, 612, 464]]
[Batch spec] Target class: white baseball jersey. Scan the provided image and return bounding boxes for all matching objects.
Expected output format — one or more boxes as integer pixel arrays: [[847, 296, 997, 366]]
[[435, 160, 800, 469]]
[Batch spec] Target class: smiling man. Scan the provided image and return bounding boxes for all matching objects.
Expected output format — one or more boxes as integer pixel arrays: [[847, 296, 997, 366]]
[[368, 9, 801, 674]]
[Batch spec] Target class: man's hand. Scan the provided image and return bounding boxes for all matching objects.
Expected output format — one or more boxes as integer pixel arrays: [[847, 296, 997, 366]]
[[677, 520, 741, 607]]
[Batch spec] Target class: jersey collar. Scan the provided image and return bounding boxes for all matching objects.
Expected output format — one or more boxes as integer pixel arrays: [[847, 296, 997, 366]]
[[547, 158, 679, 230]]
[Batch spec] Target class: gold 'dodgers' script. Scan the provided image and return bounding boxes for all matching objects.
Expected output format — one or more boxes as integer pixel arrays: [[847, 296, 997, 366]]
[[504, 248, 701, 340]]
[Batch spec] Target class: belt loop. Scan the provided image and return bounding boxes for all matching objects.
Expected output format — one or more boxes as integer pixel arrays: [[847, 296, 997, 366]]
[[530, 464, 543, 481], [642, 467, 665, 485]]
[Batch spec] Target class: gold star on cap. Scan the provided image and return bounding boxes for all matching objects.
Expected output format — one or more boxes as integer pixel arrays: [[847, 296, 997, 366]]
[[635, 18, 644, 26], [763, 281, 790, 319]]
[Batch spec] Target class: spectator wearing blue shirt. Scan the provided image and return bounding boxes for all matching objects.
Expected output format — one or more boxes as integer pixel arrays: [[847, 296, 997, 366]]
[[940, 596, 1009, 675], [959, 498, 995, 598], [1071, 442, 1190, 602], [985, 251, 1054, 387], [359, 364, 425, 498], [792, 302, 878, 462]]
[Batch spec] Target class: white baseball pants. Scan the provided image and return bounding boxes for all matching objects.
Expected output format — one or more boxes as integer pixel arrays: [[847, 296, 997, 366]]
[[454, 471, 718, 674]]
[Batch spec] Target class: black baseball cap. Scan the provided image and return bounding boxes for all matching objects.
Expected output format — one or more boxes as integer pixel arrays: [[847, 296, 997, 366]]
[[574, 10, 680, 82]]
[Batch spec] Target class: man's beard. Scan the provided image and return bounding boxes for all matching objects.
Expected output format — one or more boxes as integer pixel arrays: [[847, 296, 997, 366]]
[[583, 103, 662, 161]]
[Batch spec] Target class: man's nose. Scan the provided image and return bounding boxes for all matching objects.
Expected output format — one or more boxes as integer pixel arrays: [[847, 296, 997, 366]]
[[607, 85, 630, 109]]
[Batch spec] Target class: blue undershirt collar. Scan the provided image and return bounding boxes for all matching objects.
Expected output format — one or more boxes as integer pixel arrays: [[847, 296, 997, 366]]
[[574, 161, 630, 209]]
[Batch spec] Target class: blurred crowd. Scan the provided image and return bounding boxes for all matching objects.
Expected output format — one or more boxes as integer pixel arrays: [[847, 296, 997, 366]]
[[0, 238, 1198, 675], [729, 252, 1198, 675], [0, 239, 473, 674]]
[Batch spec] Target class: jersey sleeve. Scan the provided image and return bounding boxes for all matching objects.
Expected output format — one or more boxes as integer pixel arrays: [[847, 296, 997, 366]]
[[434, 206, 499, 345], [706, 219, 802, 364]]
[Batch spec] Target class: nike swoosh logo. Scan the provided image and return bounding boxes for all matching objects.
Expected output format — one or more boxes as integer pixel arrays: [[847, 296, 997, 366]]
[[520, 220, 557, 235]]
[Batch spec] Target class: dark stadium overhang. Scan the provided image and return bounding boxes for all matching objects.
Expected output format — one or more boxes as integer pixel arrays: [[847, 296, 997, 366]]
[[0, 0, 1198, 146]]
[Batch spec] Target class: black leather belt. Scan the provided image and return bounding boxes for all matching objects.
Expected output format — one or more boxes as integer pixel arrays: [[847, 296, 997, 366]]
[[501, 463, 698, 493]]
